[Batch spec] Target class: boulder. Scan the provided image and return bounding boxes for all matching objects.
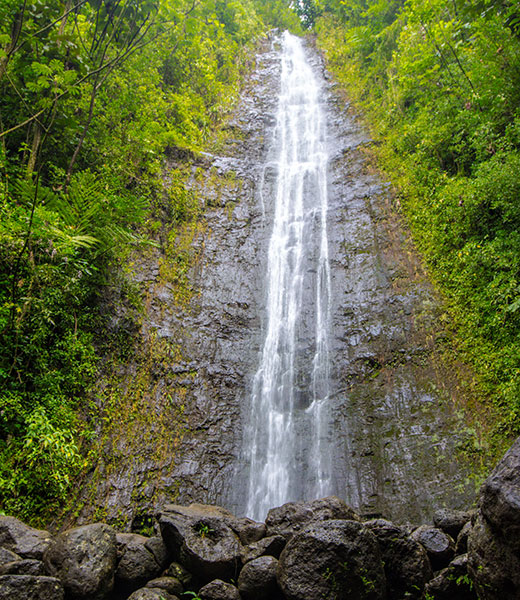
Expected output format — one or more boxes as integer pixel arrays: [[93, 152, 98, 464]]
[[145, 576, 183, 596], [0, 558, 46, 576], [410, 525, 454, 570], [0, 547, 21, 566], [0, 574, 64, 599], [238, 555, 281, 600], [266, 496, 360, 540], [366, 519, 432, 599], [0, 516, 51, 559], [158, 505, 242, 584], [455, 521, 472, 555], [199, 579, 241, 600], [240, 535, 286, 563], [468, 512, 520, 599], [433, 509, 473, 540], [228, 517, 266, 545], [44, 523, 117, 600], [115, 533, 162, 591], [479, 436, 520, 550], [425, 554, 476, 600], [468, 437, 520, 599], [127, 588, 178, 600], [144, 536, 169, 569], [277, 519, 386, 600]]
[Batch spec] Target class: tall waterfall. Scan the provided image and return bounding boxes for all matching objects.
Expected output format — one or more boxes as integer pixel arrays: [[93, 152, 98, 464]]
[[245, 32, 333, 521]]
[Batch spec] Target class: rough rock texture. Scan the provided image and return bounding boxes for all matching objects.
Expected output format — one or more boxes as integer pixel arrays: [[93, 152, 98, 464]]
[[145, 576, 183, 596], [366, 519, 432, 599], [410, 525, 454, 570], [425, 554, 476, 600], [127, 588, 178, 600], [240, 535, 286, 563], [199, 579, 241, 600], [0, 574, 64, 599], [0, 517, 51, 559], [158, 505, 241, 583], [43, 523, 117, 600], [237, 555, 280, 600], [115, 533, 163, 591], [265, 497, 359, 540], [433, 509, 472, 540], [468, 437, 520, 599], [456, 521, 472, 555], [0, 547, 21, 565], [0, 558, 46, 576], [277, 520, 385, 600]]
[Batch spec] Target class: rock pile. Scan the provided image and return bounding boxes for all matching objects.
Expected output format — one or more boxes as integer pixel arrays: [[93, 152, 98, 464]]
[[1, 437, 520, 600]]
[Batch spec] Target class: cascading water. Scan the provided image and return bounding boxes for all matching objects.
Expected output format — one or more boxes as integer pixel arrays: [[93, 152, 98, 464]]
[[244, 32, 334, 521]]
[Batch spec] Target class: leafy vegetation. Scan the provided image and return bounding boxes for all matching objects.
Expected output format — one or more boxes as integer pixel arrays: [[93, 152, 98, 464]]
[[0, 0, 299, 523], [314, 0, 520, 441]]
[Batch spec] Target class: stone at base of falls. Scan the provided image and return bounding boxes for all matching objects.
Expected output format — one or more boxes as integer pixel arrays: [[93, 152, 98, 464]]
[[425, 554, 475, 600], [409, 525, 455, 571], [238, 555, 281, 600], [157, 504, 242, 584], [43, 523, 117, 600], [115, 533, 164, 592], [277, 520, 386, 600], [0, 558, 46, 576], [265, 496, 360, 540], [145, 576, 184, 597], [240, 534, 286, 563], [468, 436, 520, 599], [0, 574, 64, 600], [0, 516, 52, 560], [433, 509, 474, 540], [198, 579, 240, 600], [127, 588, 179, 600], [365, 519, 432, 599]]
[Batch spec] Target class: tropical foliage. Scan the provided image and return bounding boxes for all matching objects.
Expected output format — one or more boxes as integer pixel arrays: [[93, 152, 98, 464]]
[[0, 0, 299, 522]]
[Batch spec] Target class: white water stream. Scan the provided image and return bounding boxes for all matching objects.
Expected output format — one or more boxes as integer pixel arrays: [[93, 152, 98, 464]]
[[244, 32, 333, 521]]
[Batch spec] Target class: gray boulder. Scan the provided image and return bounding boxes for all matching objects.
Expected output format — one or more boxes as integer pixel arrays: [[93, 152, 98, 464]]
[[266, 496, 360, 540], [433, 509, 473, 540], [366, 519, 432, 599], [158, 505, 242, 584], [145, 576, 183, 596], [425, 554, 476, 600], [44, 523, 117, 600], [0, 558, 46, 576], [238, 555, 281, 600], [127, 588, 178, 600], [240, 534, 286, 563], [410, 525, 455, 570], [0, 547, 21, 566], [0, 574, 64, 599], [228, 517, 265, 545], [468, 437, 520, 599], [277, 519, 386, 600], [455, 521, 472, 555], [115, 533, 163, 591], [199, 579, 241, 600], [0, 516, 51, 559]]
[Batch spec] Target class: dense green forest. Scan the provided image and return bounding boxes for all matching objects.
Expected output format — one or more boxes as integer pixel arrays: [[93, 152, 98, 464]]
[[311, 0, 520, 439], [2, 0, 520, 524], [0, 0, 301, 522]]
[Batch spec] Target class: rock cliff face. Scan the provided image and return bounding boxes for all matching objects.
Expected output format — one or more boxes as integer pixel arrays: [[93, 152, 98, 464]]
[[69, 33, 480, 528]]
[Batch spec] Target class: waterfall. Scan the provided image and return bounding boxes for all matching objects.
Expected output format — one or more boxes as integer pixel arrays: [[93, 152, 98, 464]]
[[244, 32, 333, 521]]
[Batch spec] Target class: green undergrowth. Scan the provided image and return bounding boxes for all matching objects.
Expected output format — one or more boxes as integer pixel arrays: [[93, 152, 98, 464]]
[[314, 0, 520, 455]]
